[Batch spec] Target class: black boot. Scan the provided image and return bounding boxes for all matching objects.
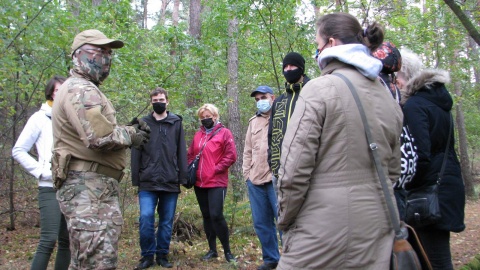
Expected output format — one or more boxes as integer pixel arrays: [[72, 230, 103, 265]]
[[134, 256, 155, 270], [156, 254, 173, 268], [225, 252, 236, 263], [201, 250, 218, 261]]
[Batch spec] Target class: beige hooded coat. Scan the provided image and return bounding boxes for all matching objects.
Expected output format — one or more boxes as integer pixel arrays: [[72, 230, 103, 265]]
[[277, 60, 403, 269]]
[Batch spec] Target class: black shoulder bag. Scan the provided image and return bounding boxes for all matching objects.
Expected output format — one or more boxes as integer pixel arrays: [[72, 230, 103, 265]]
[[404, 114, 452, 227], [332, 73, 432, 270], [185, 128, 223, 189]]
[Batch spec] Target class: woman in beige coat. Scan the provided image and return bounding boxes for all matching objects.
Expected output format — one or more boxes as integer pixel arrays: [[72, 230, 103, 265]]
[[277, 13, 403, 269]]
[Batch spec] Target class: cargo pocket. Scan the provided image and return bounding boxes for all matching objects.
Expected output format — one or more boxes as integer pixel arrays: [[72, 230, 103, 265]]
[[69, 218, 106, 266]]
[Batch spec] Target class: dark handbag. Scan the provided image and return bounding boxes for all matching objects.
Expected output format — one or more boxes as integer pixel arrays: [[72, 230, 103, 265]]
[[184, 128, 223, 189], [404, 114, 451, 228], [405, 185, 441, 227], [186, 156, 200, 189], [333, 73, 432, 270]]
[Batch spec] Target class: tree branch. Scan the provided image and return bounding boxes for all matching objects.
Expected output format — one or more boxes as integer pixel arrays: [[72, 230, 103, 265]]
[[4, 0, 53, 51], [443, 0, 480, 46]]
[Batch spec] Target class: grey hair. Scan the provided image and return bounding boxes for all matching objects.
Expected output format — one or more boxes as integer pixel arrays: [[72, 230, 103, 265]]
[[398, 49, 423, 81]]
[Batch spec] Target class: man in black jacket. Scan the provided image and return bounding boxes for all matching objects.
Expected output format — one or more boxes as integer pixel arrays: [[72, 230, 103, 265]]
[[131, 87, 188, 269], [268, 52, 310, 190]]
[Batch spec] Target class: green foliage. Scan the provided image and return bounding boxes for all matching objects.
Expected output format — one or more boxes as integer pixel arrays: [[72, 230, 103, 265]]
[[2, 0, 480, 259], [459, 254, 480, 270]]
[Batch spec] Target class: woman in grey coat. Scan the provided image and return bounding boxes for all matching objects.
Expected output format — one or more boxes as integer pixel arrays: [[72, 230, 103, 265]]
[[276, 12, 403, 270]]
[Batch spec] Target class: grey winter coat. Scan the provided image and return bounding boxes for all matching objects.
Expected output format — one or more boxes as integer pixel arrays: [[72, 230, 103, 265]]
[[277, 60, 403, 269]]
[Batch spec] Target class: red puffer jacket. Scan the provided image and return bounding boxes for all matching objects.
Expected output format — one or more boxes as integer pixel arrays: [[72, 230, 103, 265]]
[[187, 123, 237, 188]]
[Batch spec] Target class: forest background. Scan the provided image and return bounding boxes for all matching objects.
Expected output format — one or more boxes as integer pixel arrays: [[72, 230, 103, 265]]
[[1, 0, 480, 269]]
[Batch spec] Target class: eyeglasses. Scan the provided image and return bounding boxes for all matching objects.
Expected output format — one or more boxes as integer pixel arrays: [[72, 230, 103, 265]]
[[80, 47, 114, 56], [315, 40, 330, 59]]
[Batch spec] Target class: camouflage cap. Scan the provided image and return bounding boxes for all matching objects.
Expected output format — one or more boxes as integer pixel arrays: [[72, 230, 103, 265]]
[[71, 29, 124, 56]]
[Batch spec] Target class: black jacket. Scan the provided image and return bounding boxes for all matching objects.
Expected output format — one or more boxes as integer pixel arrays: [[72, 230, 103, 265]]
[[268, 75, 310, 177], [402, 69, 465, 232], [131, 112, 188, 193]]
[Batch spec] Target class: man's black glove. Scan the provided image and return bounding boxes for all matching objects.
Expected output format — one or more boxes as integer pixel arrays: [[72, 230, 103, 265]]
[[135, 119, 151, 134], [130, 130, 149, 149], [128, 118, 151, 149]]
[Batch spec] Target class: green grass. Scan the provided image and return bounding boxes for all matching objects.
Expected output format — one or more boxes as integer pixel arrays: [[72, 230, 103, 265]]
[[460, 254, 480, 270]]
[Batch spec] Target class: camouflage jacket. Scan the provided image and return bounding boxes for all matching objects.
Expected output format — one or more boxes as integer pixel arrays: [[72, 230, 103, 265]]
[[52, 71, 133, 171]]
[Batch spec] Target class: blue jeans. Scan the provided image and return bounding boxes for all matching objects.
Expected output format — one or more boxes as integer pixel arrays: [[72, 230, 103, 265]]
[[139, 190, 179, 257], [247, 180, 280, 263], [32, 187, 70, 270]]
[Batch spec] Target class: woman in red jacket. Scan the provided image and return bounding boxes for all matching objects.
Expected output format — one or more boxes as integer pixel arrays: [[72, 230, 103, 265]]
[[187, 103, 237, 263]]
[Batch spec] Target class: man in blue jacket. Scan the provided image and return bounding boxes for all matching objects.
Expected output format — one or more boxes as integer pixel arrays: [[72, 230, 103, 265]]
[[131, 87, 188, 269]]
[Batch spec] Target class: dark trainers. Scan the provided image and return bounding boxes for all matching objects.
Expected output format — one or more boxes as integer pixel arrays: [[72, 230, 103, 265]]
[[201, 250, 218, 261], [135, 256, 155, 269], [225, 252, 236, 263], [156, 255, 173, 268], [258, 262, 278, 270]]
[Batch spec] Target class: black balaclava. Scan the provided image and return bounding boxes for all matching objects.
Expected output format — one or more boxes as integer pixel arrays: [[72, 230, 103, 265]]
[[282, 52, 305, 84]]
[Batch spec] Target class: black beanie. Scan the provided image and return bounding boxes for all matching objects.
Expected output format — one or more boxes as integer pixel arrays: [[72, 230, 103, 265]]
[[283, 52, 305, 72]]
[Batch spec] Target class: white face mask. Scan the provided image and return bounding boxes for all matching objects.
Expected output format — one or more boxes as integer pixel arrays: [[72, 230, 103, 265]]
[[256, 99, 272, 113]]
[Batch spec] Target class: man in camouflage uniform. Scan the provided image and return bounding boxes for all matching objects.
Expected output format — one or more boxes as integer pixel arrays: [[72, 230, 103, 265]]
[[52, 29, 150, 269]]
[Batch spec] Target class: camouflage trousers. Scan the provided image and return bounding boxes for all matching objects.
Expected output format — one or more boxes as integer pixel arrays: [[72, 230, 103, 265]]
[[56, 171, 123, 270]]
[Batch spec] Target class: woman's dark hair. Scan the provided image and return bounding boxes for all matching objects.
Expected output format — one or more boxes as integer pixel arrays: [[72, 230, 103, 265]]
[[316, 12, 384, 52], [45, 75, 66, 100]]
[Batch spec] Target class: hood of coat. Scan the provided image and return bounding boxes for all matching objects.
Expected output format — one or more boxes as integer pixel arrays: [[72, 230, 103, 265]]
[[318, 44, 383, 80], [142, 112, 182, 136], [146, 111, 182, 124], [401, 69, 452, 110]]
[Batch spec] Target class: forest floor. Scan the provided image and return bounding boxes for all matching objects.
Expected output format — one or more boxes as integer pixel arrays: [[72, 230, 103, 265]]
[[0, 196, 479, 269]]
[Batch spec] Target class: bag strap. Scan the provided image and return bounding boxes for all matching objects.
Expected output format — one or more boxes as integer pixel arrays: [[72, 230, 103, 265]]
[[332, 73, 402, 236], [197, 127, 223, 158], [437, 114, 452, 185]]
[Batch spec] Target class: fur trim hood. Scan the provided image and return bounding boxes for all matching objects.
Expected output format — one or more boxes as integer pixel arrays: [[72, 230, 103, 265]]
[[401, 69, 453, 111], [401, 69, 450, 105]]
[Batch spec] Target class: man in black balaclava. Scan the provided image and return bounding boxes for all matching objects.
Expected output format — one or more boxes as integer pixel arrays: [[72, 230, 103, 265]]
[[267, 52, 310, 194]]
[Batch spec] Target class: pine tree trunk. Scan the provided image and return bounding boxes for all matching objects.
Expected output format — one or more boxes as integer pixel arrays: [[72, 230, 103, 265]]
[[173, 0, 180, 26], [226, 16, 242, 183], [143, 0, 148, 29], [186, 0, 202, 140], [453, 78, 475, 198]]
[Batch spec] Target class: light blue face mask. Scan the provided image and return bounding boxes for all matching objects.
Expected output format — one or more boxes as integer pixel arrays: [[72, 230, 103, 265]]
[[256, 99, 272, 113]]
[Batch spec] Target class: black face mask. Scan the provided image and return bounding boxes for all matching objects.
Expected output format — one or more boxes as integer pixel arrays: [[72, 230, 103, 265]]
[[283, 68, 303, 84], [201, 118, 215, 129], [152, 102, 167, 114]]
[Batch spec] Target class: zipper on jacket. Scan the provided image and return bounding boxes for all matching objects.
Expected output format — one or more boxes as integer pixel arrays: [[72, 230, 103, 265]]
[[198, 133, 208, 188], [287, 91, 296, 124]]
